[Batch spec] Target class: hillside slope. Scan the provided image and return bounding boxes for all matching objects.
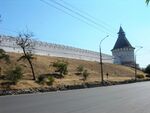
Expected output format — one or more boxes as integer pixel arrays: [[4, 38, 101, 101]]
[[0, 52, 144, 89]]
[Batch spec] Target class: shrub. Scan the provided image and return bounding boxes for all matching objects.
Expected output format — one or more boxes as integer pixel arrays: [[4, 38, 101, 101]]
[[83, 69, 89, 81], [76, 65, 84, 75], [46, 76, 54, 86], [52, 60, 68, 76], [37, 75, 45, 84], [136, 74, 145, 79], [0, 49, 10, 63], [0, 49, 10, 76], [37, 75, 54, 85], [5, 66, 23, 84]]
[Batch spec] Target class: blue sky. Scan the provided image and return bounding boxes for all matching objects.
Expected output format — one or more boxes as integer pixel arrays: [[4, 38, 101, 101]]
[[0, 0, 150, 67]]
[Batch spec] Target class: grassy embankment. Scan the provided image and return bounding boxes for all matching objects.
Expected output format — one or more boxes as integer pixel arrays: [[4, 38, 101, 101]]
[[0, 52, 145, 90]]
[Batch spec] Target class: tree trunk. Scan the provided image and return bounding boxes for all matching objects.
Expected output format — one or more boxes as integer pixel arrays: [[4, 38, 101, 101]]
[[28, 58, 36, 80], [22, 48, 36, 80], [0, 67, 1, 76]]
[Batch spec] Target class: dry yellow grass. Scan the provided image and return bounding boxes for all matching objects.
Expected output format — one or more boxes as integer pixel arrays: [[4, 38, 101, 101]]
[[0, 52, 145, 89]]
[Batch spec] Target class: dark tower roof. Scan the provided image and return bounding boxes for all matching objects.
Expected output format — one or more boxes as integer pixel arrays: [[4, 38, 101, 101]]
[[112, 26, 134, 50]]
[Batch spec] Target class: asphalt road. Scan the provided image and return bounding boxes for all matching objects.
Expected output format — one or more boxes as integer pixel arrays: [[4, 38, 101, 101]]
[[1, 82, 150, 113]]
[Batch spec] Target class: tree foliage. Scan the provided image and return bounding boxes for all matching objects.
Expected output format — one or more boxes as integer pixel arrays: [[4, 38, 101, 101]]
[[16, 32, 36, 80], [145, 64, 150, 74], [146, 0, 150, 5]]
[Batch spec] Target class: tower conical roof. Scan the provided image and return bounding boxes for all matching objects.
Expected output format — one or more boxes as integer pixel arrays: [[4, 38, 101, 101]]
[[118, 26, 124, 34], [112, 26, 134, 50]]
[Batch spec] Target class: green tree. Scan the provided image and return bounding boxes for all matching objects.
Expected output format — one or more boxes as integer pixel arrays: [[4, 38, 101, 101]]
[[145, 64, 150, 74], [53, 60, 68, 76], [16, 32, 36, 80], [146, 0, 150, 5]]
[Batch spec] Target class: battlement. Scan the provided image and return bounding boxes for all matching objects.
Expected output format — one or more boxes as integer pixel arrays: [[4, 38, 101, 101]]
[[0, 35, 112, 63]]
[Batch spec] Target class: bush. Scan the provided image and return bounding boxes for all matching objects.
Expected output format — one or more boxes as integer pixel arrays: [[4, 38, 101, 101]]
[[5, 66, 23, 84], [37, 75, 45, 84], [83, 70, 89, 81], [76, 65, 84, 75], [52, 60, 68, 76], [0, 49, 10, 63], [136, 74, 145, 79], [37, 75, 54, 85], [46, 76, 54, 86]]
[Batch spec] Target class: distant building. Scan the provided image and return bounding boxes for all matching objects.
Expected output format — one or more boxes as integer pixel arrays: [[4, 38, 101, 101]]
[[111, 26, 135, 67]]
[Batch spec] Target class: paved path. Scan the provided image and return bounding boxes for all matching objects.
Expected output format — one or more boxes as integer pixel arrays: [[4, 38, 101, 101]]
[[1, 82, 150, 113]]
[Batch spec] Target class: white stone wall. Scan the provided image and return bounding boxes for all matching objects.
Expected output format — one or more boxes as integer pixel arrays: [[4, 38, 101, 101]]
[[112, 48, 134, 64], [0, 35, 113, 63]]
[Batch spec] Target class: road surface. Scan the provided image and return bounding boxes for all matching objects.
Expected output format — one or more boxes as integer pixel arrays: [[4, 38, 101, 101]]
[[1, 82, 150, 113]]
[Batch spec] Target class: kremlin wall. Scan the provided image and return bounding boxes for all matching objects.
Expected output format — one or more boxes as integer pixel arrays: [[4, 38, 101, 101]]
[[0, 35, 113, 63]]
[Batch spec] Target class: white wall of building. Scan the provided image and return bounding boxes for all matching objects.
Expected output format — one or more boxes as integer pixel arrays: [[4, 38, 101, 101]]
[[112, 48, 134, 64]]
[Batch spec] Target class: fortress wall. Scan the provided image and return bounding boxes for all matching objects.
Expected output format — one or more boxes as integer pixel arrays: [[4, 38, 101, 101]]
[[0, 35, 112, 63]]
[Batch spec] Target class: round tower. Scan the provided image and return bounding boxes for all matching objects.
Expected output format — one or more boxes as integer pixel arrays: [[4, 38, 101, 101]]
[[111, 26, 135, 66]]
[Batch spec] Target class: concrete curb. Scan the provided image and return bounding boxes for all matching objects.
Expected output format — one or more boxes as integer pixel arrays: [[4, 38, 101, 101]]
[[1, 79, 150, 96]]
